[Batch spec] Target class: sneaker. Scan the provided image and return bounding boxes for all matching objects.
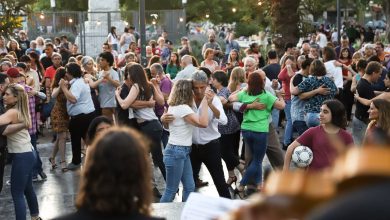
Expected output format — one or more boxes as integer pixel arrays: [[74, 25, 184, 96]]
[[67, 162, 81, 170], [32, 176, 40, 182], [38, 171, 47, 180]]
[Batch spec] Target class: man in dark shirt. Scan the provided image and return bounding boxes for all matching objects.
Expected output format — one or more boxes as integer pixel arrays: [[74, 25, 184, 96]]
[[40, 43, 55, 70], [353, 61, 383, 145], [262, 49, 281, 80], [17, 30, 30, 55]]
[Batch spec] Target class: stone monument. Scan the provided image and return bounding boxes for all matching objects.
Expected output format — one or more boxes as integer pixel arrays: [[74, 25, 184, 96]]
[[76, 0, 126, 57]]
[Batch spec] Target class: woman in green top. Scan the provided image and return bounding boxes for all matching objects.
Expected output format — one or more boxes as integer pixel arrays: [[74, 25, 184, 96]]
[[229, 71, 285, 197], [166, 52, 181, 80]]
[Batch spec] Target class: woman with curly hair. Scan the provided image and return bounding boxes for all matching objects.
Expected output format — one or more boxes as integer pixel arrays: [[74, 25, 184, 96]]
[[160, 79, 209, 202]]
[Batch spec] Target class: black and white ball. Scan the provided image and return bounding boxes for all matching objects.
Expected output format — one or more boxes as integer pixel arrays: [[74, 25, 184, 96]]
[[292, 146, 313, 168]]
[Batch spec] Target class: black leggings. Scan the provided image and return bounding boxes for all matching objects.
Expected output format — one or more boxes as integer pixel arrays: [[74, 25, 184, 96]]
[[138, 120, 166, 180]]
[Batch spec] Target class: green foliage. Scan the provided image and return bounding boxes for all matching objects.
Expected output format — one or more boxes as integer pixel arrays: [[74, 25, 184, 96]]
[[0, 0, 37, 38], [120, 0, 182, 10], [33, 0, 88, 11], [235, 22, 259, 37]]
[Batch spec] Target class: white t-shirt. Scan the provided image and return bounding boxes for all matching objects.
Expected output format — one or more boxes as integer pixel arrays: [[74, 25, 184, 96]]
[[167, 104, 194, 146], [317, 33, 328, 48], [324, 60, 343, 89]]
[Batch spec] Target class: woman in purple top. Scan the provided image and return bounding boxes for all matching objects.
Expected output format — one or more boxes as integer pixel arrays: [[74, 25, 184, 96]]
[[283, 99, 354, 171]]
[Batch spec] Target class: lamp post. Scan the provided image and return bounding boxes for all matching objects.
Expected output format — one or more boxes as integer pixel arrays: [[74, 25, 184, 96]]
[[139, 0, 147, 67], [51, 0, 56, 34], [337, 0, 341, 45]]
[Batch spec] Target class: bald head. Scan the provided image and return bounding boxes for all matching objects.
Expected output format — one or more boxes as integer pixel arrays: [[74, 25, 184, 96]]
[[181, 55, 193, 66], [301, 43, 310, 55]]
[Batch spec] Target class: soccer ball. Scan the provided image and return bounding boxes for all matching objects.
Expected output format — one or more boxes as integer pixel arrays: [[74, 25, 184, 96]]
[[292, 146, 313, 168]]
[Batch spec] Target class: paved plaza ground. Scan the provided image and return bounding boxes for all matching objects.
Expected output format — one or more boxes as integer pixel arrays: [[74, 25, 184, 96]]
[[0, 128, 245, 219]]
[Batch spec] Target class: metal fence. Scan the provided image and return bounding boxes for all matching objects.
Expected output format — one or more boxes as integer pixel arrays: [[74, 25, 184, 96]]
[[27, 10, 186, 57]]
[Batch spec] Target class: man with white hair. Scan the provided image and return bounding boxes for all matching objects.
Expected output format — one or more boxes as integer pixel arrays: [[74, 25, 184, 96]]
[[243, 56, 257, 77], [173, 55, 196, 81], [25, 40, 41, 56]]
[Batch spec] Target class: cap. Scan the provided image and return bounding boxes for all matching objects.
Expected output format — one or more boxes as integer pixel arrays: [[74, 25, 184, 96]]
[[181, 36, 188, 41], [6, 67, 21, 78]]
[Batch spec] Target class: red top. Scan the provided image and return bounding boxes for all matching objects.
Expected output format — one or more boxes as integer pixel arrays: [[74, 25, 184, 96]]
[[278, 67, 294, 101], [297, 126, 353, 171], [44, 66, 57, 81], [338, 59, 352, 77]]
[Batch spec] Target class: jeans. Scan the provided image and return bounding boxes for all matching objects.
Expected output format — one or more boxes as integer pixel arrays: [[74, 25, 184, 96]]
[[0, 144, 6, 193], [9, 152, 39, 220], [352, 116, 368, 146], [293, 120, 309, 136], [219, 131, 241, 171], [160, 144, 195, 202], [306, 112, 320, 128], [271, 109, 280, 131], [69, 112, 95, 165], [139, 120, 166, 180], [283, 100, 293, 145], [191, 139, 231, 198], [241, 130, 268, 186], [30, 133, 42, 178]]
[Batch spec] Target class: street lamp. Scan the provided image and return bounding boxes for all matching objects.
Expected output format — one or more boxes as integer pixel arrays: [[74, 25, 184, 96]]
[[68, 18, 73, 23], [258, 1, 263, 6], [40, 13, 45, 19], [179, 17, 184, 22], [232, 8, 236, 13], [205, 14, 209, 18]]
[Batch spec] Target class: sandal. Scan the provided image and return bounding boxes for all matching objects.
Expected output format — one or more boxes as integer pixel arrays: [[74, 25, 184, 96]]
[[234, 186, 246, 199], [226, 176, 237, 187], [60, 161, 68, 172], [49, 157, 57, 169]]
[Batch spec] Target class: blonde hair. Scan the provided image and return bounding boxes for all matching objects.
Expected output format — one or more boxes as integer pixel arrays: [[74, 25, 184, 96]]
[[6, 83, 31, 128], [352, 51, 363, 62], [228, 67, 246, 92], [168, 80, 193, 106]]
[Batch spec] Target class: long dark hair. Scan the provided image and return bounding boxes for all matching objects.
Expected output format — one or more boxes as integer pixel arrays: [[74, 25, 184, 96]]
[[76, 127, 152, 216], [126, 63, 152, 101], [323, 99, 347, 129], [110, 26, 117, 39], [51, 67, 66, 89], [247, 72, 265, 96], [169, 52, 180, 67], [28, 52, 44, 78], [86, 116, 113, 145]]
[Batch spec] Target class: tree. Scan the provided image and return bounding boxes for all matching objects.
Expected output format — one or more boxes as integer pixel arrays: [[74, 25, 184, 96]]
[[270, 0, 300, 54], [33, 0, 88, 11], [0, 0, 37, 38]]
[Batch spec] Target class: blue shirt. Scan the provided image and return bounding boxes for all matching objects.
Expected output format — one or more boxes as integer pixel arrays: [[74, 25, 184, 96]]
[[67, 78, 95, 116]]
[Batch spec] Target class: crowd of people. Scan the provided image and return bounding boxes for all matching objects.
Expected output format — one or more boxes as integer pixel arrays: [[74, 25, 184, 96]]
[[0, 24, 390, 219]]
